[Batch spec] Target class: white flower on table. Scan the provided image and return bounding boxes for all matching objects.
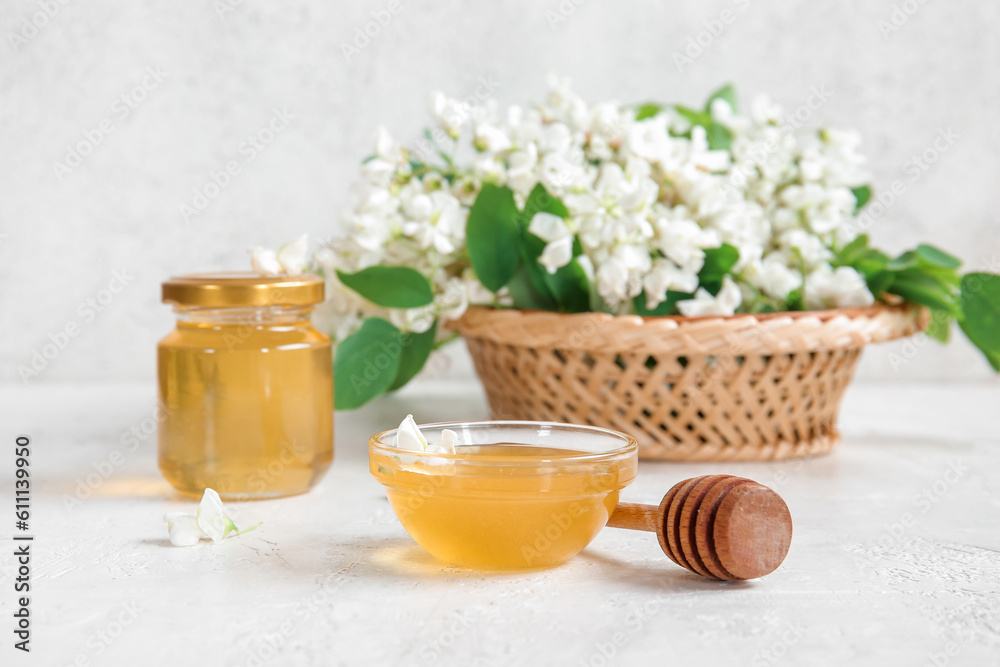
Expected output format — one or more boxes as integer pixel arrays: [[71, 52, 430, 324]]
[[164, 488, 260, 547], [677, 275, 743, 317]]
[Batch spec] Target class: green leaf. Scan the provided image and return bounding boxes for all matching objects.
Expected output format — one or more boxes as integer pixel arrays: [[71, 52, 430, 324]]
[[697, 244, 740, 295], [924, 309, 951, 343], [835, 235, 891, 286], [786, 287, 805, 311], [516, 184, 590, 312], [705, 84, 738, 113], [633, 291, 693, 316], [837, 234, 871, 265], [517, 231, 559, 303], [506, 265, 557, 310], [699, 244, 740, 282], [886, 246, 961, 288], [886, 251, 918, 272], [865, 269, 894, 297], [389, 320, 438, 391], [523, 182, 569, 219], [851, 185, 872, 212], [960, 320, 1000, 371], [543, 258, 591, 313], [916, 244, 961, 270], [958, 273, 1000, 368], [334, 318, 404, 410], [675, 105, 710, 128], [635, 103, 662, 120], [888, 270, 960, 316], [706, 122, 732, 151], [336, 267, 433, 309], [467, 183, 522, 292]]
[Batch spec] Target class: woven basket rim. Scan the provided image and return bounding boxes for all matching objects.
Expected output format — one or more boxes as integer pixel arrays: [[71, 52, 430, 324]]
[[449, 302, 927, 355]]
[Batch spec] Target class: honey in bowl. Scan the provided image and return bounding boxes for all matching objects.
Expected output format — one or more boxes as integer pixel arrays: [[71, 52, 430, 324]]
[[370, 422, 638, 569]]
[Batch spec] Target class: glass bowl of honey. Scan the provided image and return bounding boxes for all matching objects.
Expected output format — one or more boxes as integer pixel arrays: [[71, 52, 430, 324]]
[[369, 421, 638, 569]]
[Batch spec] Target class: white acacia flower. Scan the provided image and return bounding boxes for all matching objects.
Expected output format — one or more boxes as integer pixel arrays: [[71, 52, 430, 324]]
[[542, 74, 588, 127], [389, 304, 436, 334], [400, 186, 465, 255], [393, 415, 458, 466], [804, 265, 874, 309], [539, 236, 574, 274], [652, 216, 720, 274], [595, 255, 643, 308], [539, 152, 588, 194], [781, 229, 832, 269], [395, 414, 428, 451], [429, 92, 467, 139], [305, 76, 880, 350], [709, 98, 751, 134], [527, 211, 571, 243], [374, 126, 406, 164], [276, 235, 309, 275], [779, 184, 855, 235], [506, 142, 539, 194], [744, 254, 803, 301], [750, 94, 783, 125], [643, 258, 700, 310], [474, 123, 512, 153], [529, 212, 575, 274], [677, 276, 743, 317], [625, 114, 671, 164], [251, 235, 309, 277], [251, 248, 282, 276], [164, 489, 259, 547]]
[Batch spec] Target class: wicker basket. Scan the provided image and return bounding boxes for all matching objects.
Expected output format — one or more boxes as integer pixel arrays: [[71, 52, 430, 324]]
[[450, 304, 927, 461]]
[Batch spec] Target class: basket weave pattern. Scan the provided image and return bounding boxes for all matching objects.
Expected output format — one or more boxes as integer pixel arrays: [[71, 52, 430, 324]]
[[452, 305, 926, 461]]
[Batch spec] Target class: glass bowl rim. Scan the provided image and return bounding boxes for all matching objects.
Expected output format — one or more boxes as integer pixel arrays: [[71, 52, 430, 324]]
[[369, 419, 639, 465]]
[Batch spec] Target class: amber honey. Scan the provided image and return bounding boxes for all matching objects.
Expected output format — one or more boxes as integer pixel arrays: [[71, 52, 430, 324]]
[[371, 442, 635, 568], [158, 273, 332, 500]]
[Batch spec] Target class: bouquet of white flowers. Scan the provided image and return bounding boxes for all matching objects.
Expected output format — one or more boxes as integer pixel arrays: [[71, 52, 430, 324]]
[[288, 78, 999, 409]]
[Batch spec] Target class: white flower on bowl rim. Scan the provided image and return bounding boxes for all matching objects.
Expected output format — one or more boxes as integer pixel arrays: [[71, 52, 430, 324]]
[[164, 488, 260, 547], [392, 414, 459, 466]]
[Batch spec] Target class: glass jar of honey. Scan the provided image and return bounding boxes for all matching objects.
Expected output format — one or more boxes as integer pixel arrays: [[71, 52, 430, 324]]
[[158, 273, 333, 499]]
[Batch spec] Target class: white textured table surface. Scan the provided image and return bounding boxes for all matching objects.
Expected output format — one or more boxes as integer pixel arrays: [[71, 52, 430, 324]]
[[1, 381, 999, 666]]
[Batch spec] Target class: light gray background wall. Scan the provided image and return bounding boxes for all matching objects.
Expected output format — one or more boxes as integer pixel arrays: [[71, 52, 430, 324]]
[[2, 0, 998, 385]]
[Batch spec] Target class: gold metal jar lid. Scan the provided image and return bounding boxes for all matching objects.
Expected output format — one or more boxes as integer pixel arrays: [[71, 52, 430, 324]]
[[162, 272, 324, 307]]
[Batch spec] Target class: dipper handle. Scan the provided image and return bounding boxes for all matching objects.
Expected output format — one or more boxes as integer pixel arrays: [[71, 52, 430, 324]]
[[607, 475, 792, 581]]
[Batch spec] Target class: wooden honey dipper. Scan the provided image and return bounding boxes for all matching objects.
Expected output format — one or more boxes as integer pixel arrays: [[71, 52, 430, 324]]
[[606, 475, 792, 580]]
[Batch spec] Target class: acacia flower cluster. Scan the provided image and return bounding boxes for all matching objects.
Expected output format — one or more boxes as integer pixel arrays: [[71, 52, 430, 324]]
[[251, 78, 1000, 409], [314, 77, 874, 341]]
